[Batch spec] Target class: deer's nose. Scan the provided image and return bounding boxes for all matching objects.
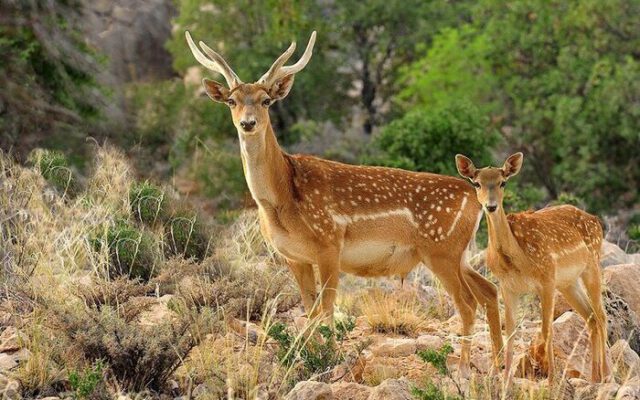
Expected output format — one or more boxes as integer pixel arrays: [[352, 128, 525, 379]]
[[240, 119, 256, 131], [486, 204, 497, 213]]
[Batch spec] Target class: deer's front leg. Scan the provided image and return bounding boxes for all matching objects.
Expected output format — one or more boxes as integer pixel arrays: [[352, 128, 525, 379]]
[[286, 259, 318, 318], [316, 246, 341, 326], [539, 284, 556, 382], [502, 287, 519, 381]]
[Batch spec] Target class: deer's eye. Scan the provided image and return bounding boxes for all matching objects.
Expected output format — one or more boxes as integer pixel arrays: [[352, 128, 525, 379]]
[[500, 181, 506, 188], [262, 98, 271, 107], [472, 182, 481, 188], [227, 99, 236, 107]]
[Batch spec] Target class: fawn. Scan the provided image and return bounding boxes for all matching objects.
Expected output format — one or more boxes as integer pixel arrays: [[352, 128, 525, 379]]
[[456, 152, 610, 382]]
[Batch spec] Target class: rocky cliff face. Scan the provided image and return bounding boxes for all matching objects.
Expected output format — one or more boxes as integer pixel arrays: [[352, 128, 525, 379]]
[[83, 0, 176, 85]]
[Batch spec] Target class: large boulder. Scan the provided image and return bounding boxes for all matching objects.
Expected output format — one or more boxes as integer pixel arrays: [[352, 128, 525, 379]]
[[330, 382, 371, 400], [601, 242, 632, 267], [610, 339, 640, 380], [604, 264, 640, 317], [285, 381, 333, 400], [370, 338, 417, 358], [604, 289, 640, 353], [368, 378, 413, 400]]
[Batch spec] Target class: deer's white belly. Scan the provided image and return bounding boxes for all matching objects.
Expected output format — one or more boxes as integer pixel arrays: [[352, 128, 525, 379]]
[[340, 240, 419, 277]]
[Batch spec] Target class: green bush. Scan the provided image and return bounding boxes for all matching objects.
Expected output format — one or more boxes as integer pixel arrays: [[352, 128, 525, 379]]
[[412, 344, 463, 400], [30, 149, 79, 197], [267, 318, 355, 380], [366, 101, 500, 177], [129, 181, 166, 225], [164, 211, 210, 261], [549, 192, 586, 209], [93, 220, 157, 281], [68, 360, 105, 399]]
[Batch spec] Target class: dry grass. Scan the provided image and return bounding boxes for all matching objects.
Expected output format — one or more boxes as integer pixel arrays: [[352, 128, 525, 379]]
[[358, 288, 432, 336]]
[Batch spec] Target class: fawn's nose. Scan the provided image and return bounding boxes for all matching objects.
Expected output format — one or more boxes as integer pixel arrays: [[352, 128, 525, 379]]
[[486, 204, 498, 213], [240, 119, 257, 132]]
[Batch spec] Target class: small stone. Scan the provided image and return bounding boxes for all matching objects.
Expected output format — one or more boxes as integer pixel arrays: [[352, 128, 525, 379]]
[[0, 327, 24, 353], [611, 339, 640, 379], [330, 382, 371, 400], [616, 382, 640, 400], [368, 378, 412, 400], [371, 338, 416, 358], [416, 335, 443, 352], [285, 381, 333, 400]]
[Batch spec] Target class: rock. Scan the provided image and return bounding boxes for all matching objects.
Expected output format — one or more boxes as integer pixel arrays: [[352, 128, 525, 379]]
[[371, 338, 416, 358], [554, 292, 573, 320], [331, 353, 366, 383], [285, 381, 333, 400], [611, 339, 640, 379], [416, 335, 443, 352], [616, 382, 640, 400], [604, 264, 640, 316], [574, 382, 620, 400], [228, 318, 262, 345], [602, 242, 631, 267], [604, 289, 640, 353], [330, 382, 371, 400], [368, 378, 413, 400], [0, 327, 24, 352], [0, 349, 28, 371], [545, 312, 594, 380], [0, 374, 21, 399]]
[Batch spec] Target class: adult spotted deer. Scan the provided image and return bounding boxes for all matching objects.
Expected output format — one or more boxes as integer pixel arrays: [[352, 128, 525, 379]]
[[186, 30, 504, 373], [456, 153, 610, 382]]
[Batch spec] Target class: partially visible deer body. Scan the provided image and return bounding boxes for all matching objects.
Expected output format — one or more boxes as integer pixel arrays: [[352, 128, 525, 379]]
[[185, 30, 504, 373], [456, 153, 610, 382]]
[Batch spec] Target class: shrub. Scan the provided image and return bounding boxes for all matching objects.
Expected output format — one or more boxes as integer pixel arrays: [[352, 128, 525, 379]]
[[29, 149, 79, 197], [365, 101, 500, 177], [267, 318, 355, 380], [129, 181, 166, 225], [68, 360, 105, 399], [412, 344, 462, 400], [164, 210, 210, 261], [549, 192, 586, 209], [92, 220, 157, 281]]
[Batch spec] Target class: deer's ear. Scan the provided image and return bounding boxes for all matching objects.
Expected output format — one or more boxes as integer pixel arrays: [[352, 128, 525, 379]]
[[202, 79, 229, 103], [269, 74, 295, 101], [455, 154, 477, 179], [502, 152, 523, 179]]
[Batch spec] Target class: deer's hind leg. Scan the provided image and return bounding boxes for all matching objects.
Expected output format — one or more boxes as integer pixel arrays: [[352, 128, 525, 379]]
[[581, 261, 611, 382], [427, 255, 478, 377]]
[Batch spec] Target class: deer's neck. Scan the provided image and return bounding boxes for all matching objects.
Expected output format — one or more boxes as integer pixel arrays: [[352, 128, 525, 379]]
[[238, 124, 290, 207], [486, 207, 521, 259]]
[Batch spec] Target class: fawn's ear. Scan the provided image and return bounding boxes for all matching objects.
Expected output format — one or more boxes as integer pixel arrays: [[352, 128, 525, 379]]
[[268, 74, 295, 101], [455, 154, 478, 180], [502, 152, 523, 179], [202, 78, 230, 103]]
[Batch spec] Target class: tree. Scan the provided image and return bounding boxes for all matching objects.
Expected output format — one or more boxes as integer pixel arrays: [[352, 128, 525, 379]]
[[333, 0, 474, 134], [396, 0, 640, 212]]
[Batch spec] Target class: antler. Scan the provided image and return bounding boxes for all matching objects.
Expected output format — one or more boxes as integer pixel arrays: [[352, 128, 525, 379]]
[[185, 31, 242, 88], [258, 31, 317, 86]]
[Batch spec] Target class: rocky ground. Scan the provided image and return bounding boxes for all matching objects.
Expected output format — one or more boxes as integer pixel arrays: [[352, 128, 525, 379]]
[[0, 148, 639, 399]]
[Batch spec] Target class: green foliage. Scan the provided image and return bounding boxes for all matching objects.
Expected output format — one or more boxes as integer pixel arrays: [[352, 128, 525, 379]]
[[92, 220, 157, 281], [165, 210, 211, 261], [548, 192, 586, 209], [129, 181, 166, 225], [398, 0, 640, 212], [267, 318, 355, 379], [413, 344, 462, 400], [0, 1, 105, 156], [68, 360, 104, 399], [367, 101, 500, 176], [628, 214, 640, 242], [29, 149, 79, 197]]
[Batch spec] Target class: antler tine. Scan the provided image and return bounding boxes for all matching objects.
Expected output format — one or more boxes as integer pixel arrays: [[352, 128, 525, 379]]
[[259, 31, 317, 86], [258, 41, 296, 84], [185, 31, 241, 88]]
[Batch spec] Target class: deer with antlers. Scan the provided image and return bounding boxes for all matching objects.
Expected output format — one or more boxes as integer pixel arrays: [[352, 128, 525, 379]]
[[185, 30, 504, 374], [456, 152, 610, 382]]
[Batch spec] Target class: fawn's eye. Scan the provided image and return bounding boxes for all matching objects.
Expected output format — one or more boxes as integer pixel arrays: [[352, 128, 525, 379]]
[[262, 98, 271, 107], [500, 181, 506, 188], [227, 99, 236, 107], [472, 182, 480, 188]]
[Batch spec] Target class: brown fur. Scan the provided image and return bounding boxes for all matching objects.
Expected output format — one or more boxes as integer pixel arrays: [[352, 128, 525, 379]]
[[456, 153, 610, 383], [188, 36, 505, 374]]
